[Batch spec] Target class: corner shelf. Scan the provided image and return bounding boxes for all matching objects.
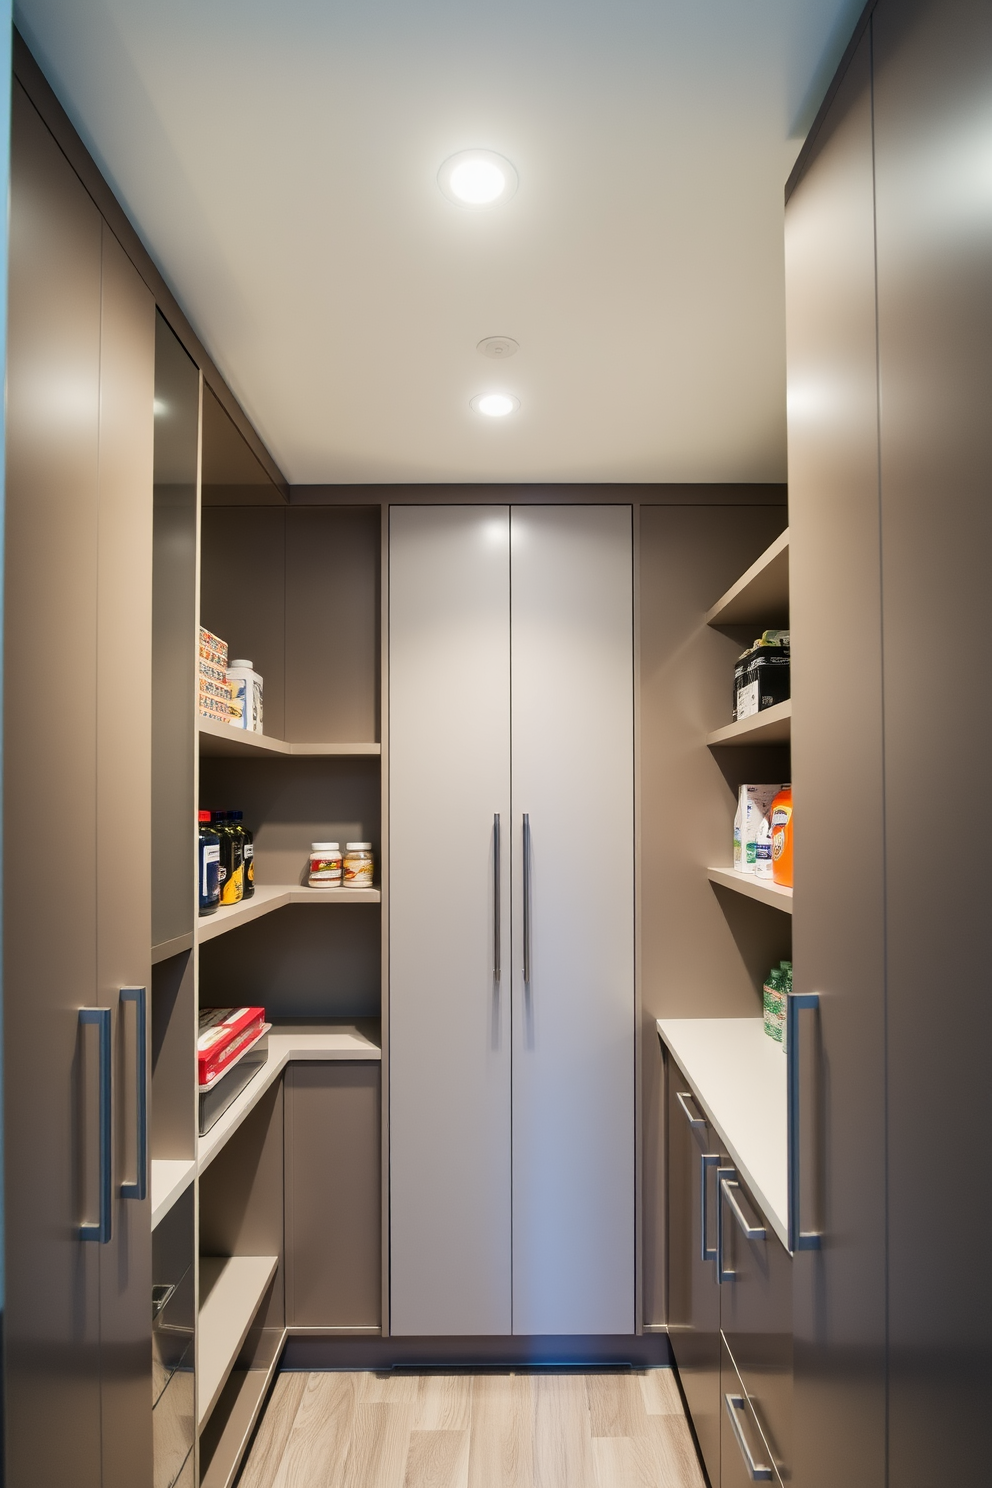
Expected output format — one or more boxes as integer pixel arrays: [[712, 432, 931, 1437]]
[[198, 1255, 278, 1429], [707, 699, 791, 747], [198, 1342, 284, 1488], [706, 528, 789, 629], [197, 716, 379, 758], [196, 883, 381, 943], [707, 866, 793, 914]]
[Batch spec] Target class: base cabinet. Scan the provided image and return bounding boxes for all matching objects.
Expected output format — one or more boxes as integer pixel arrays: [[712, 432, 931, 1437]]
[[667, 1050, 792, 1486]]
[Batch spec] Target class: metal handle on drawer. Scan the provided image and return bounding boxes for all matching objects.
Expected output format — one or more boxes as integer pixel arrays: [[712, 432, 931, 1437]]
[[716, 1166, 736, 1282], [79, 1008, 112, 1243], [677, 1090, 706, 1129], [493, 814, 501, 983], [522, 813, 531, 984], [722, 1175, 766, 1242], [120, 987, 147, 1201], [700, 1153, 719, 1263], [787, 990, 821, 1253], [725, 1393, 773, 1481]]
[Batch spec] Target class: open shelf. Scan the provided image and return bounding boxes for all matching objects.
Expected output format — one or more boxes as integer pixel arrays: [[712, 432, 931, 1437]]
[[658, 1017, 788, 1249], [707, 698, 791, 747], [706, 528, 789, 629], [707, 867, 793, 914], [198, 1022, 381, 1177], [198, 1255, 278, 1429], [198, 1343, 284, 1488], [196, 883, 381, 943], [152, 932, 194, 965], [197, 715, 380, 759], [151, 1159, 197, 1229]]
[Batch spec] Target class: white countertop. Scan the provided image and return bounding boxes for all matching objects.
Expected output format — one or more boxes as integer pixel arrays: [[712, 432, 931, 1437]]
[[657, 1017, 789, 1249], [151, 1022, 381, 1228]]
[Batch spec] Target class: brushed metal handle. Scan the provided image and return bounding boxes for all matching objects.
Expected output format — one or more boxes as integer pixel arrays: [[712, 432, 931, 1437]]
[[493, 814, 501, 982], [522, 813, 531, 984], [716, 1165, 736, 1282], [79, 1007, 112, 1243], [725, 1393, 773, 1481], [722, 1175, 766, 1242], [677, 1090, 705, 1128], [700, 1153, 719, 1263], [120, 987, 147, 1201], [788, 990, 821, 1252]]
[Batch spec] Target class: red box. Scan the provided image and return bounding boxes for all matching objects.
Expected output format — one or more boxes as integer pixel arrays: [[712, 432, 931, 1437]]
[[197, 1007, 265, 1088]]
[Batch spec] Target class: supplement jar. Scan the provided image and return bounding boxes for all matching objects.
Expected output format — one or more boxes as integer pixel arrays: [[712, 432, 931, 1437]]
[[343, 842, 374, 888], [309, 842, 342, 887]]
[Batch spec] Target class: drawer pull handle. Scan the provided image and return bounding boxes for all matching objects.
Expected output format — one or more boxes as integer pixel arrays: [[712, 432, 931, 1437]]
[[722, 1176, 766, 1242], [716, 1165, 736, 1282], [700, 1153, 719, 1263], [676, 1090, 705, 1128], [725, 1393, 773, 1481]]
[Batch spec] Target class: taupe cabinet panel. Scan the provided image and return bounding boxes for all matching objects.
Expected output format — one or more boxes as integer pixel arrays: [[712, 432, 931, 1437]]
[[284, 1063, 382, 1329], [872, 0, 992, 1478], [5, 83, 154, 1488], [785, 29, 888, 1488]]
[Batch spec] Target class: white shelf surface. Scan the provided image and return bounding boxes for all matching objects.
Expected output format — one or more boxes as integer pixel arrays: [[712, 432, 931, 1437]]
[[197, 1023, 381, 1177], [198, 1255, 278, 1429], [707, 867, 793, 914], [151, 1158, 197, 1229], [706, 528, 789, 629], [196, 883, 380, 943], [707, 699, 791, 747], [197, 716, 380, 759], [658, 1017, 788, 1249]]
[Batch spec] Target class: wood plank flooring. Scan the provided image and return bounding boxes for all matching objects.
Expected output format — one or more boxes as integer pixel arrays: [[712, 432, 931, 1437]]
[[238, 1370, 706, 1488]]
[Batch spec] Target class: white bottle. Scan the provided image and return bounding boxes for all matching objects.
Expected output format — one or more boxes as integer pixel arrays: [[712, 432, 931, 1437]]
[[227, 660, 264, 733]]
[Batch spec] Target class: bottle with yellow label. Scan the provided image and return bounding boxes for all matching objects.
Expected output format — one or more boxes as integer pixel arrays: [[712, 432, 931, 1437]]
[[212, 811, 244, 905]]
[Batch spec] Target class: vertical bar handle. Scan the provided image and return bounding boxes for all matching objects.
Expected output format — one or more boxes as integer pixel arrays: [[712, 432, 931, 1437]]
[[676, 1090, 706, 1128], [120, 987, 147, 1201], [79, 1008, 112, 1243], [716, 1165, 736, 1282], [787, 990, 821, 1252], [522, 813, 531, 984], [700, 1152, 719, 1263], [493, 814, 501, 982], [724, 1394, 773, 1481]]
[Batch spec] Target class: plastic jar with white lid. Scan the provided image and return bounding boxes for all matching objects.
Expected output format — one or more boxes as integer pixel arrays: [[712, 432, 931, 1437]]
[[308, 842, 342, 888], [343, 842, 374, 888]]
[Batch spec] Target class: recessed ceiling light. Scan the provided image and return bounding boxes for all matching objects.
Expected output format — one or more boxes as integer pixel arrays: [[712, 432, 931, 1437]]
[[477, 336, 520, 359], [471, 393, 519, 418], [438, 151, 518, 207]]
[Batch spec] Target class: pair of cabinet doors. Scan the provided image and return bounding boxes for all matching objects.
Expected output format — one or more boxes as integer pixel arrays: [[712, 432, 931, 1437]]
[[389, 505, 635, 1337]]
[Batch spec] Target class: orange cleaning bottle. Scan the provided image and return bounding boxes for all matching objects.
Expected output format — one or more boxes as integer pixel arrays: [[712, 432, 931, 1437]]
[[770, 785, 793, 888]]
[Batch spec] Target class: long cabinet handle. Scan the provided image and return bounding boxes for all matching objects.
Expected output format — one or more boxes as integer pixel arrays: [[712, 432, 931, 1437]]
[[120, 987, 147, 1201], [724, 1393, 773, 1481], [787, 990, 821, 1252], [522, 813, 531, 984], [493, 815, 501, 983], [677, 1090, 706, 1128], [722, 1175, 766, 1242], [716, 1165, 736, 1282], [79, 1008, 112, 1243], [700, 1153, 719, 1263]]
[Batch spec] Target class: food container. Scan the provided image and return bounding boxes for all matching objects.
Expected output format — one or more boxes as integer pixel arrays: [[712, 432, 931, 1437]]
[[343, 842, 374, 888], [309, 842, 343, 887]]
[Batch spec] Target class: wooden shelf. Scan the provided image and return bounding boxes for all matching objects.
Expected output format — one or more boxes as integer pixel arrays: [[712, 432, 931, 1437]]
[[196, 883, 380, 943], [707, 699, 791, 747], [197, 716, 380, 759], [706, 528, 789, 629], [707, 867, 793, 914], [151, 1158, 197, 1229], [198, 1255, 278, 1429], [198, 1344, 284, 1488], [198, 1022, 381, 1177], [658, 1018, 788, 1249]]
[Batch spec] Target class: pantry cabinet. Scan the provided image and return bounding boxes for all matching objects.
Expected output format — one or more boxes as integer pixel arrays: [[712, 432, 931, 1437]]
[[388, 505, 635, 1338]]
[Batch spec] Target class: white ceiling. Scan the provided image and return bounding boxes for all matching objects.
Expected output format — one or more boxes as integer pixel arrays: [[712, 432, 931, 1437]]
[[15, 0, 862, 485]]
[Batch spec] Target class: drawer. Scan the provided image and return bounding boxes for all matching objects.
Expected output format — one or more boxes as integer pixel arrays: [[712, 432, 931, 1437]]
[[718, 1168, 792, 1481], [721, 1336, 780, 1487]]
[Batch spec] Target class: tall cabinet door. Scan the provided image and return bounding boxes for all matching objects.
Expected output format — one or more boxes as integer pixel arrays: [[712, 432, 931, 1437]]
[[509, 505, 635, 1336], [389, 506, 512, 1335]]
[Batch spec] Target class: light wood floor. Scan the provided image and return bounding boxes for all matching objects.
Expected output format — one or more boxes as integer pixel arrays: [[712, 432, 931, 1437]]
[[238, 1369, 706, 1488]]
